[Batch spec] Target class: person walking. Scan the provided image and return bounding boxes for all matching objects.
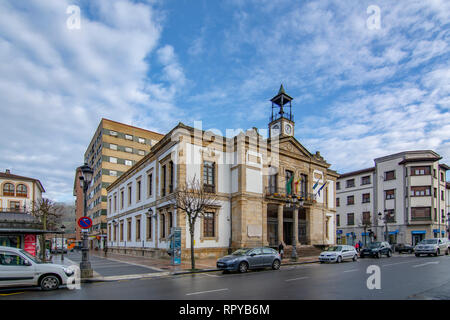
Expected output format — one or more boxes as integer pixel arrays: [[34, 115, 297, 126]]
[[358, 240, 363, 251], [278, 242, 284, 260], [355, 241, 359, 252]]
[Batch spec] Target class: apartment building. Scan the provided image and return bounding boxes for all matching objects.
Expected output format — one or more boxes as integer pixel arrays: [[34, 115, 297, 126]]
[[106, 86, 338, 259], [0, 169, 45, 255], [74, 118, 164, 248], [337, 150, 449, 246]]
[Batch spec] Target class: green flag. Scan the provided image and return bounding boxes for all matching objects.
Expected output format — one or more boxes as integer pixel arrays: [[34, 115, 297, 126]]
[[286, 175, 294, 194]]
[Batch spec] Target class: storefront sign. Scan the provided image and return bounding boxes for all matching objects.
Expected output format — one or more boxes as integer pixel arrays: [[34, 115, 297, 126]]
[[24, 234, 36, 256], [171, 227, 181, 265]]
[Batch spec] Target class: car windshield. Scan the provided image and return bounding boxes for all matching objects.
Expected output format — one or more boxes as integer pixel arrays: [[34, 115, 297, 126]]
[[231, 249, 252, 256], [369, 242, 382, 248], [326, 246, 342, 252], [419, 239, 438, 245], [20, 250, 43, 264]]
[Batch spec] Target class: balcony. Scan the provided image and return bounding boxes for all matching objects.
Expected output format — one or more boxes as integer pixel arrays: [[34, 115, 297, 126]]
[[265, 187, 314, 203], [203, 184, 216, 194], [0, 206, 28, 214]]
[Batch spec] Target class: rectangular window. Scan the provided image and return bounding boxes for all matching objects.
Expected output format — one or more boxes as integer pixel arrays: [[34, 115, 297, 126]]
[[138, 150, 145, 156], [125, 147, 133, 153], [120, 190, 124, 209], [346, 179, 355, 188], [128, 185, 132, 205], [138, 137, 145, 144], [347, 195, 354, 205], [411, 207, 431, 221], [136, 218, 141, 241], [203, 161, 215, 193], [125, 134, 133, 140], [161, 214, 166, 238], [169, 161, 174, 194], [362, 211, 371, 225], [347, 213, 354, 226], [442, 190, 445, 201], [125, 160, 132, 166], [411, 166, 431, 176], [362, 193, 370, 203], [110, 130, 118, 136], [148, 173, 153, 197], [110, 144, 117, 150], [441, 172, 445, 182], [137, 180, 141, 202], [127, 219, 132, 241], [336, 182, 340, 190], [411, 186, 431, 197], [336, 214, 340, 226], [204, 212, 215, 237], [114, 195, 117, 212], [385, 170, 395, 181], [162, 165, 166, 196], [110, 157, 117, 164], [336, 198, 340, 207], [385, 209, 395, 222], [434, 188, 437, 198], [385, 189, 395, 200], [120, 221, 124, 241], [361, 176, 371, 185]]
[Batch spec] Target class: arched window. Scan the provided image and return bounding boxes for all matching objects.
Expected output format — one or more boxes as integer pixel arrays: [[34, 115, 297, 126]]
[[3, 183, 14, 196], [16, 184, 27, 197]]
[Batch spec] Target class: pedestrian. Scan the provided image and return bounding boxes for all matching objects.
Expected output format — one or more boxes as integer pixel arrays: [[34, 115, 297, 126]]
[[278, 242, 284, 259], [358, 240, 363, 250], [355, 242, 359, 252]]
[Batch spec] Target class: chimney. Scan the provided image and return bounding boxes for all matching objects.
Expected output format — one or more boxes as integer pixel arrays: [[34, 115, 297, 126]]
[[5, 169, 10, 174]]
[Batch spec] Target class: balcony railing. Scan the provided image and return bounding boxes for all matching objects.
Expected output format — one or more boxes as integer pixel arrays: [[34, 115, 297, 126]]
[[0, 206, 28, 213], [203, 184, 216, 194], [265, 187, 314, 202], [411, 215, 432, 221]]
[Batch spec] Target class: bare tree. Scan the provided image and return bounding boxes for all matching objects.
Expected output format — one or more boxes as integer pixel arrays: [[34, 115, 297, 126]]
[[359, 217, 372, 247], [172, 175, 218, 270], [31, 198, 64, 261]]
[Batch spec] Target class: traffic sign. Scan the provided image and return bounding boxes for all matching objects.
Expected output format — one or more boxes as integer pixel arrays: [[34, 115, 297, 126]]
[[78, 216, 93, 229]]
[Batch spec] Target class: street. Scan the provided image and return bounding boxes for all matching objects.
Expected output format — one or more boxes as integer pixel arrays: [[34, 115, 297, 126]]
[[2, 254, 450, 300]]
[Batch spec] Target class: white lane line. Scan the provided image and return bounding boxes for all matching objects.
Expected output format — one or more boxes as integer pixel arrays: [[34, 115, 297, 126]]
[[285, 276, 309, 282], [343, 269, 359, 273], [186, 288, 229, 296], [382, 261, 410, 267], [412, 261, 440, 268]]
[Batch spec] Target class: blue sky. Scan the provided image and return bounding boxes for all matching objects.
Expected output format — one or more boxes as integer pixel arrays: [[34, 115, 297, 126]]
[[0, 0, 449, 202]]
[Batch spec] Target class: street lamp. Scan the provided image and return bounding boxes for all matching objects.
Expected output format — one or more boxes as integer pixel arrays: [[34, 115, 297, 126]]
[[288, 195, 304, 261], [79, 163, 93, 278], [61, 224, 66, 262], [378, 210, 390, 242]]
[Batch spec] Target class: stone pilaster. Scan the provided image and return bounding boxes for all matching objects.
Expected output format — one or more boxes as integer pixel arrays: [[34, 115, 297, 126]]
[[277, 204, 284, 245]]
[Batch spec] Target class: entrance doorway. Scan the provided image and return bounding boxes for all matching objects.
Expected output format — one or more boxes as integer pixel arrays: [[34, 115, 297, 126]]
[[283, 221, 293, 245], [412, 233, 425, 246]]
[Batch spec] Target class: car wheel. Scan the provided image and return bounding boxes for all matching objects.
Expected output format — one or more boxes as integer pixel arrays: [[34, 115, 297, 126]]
[[435, 249, 440, 257], [409, 250, 413, 254], [272, 259, 281, 270], [445, 250, 449, 256], [352, 255, 357, 262], [387, 250, 392, 258], [238, 261, 248, 273], [360, 254, 365, 258], [336, 256, 342, 263], [415, 253, 420, 257], [376, 252, 380, 259], [40, 274, 60, 291]]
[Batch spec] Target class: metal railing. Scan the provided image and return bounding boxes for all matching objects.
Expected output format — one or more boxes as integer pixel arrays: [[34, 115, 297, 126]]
[[0, 206, 28, 213], [264, 187, 314, 202]]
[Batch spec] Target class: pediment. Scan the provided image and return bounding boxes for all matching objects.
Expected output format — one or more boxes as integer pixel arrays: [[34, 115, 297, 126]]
[[276, 136, 329, 166]]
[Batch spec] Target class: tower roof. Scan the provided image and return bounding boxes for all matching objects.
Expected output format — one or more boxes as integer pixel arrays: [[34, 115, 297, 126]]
[[270, 84, 293, 106]]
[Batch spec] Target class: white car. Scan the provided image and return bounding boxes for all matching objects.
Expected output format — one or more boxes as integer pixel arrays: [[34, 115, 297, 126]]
[[319, 245, 358, 263], [0, 246, 73, 290], [415, 238, 449, 257]]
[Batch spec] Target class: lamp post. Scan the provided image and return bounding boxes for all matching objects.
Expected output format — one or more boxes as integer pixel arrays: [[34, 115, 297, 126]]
[[61, 224, 66, 262], [79, 163, 93, 278], [378, 210, 390, 242], [288, 196, 304, 262]]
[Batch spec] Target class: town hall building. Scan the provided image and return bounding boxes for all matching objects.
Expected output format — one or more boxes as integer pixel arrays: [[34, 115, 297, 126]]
[[106, 86, 338, 259]]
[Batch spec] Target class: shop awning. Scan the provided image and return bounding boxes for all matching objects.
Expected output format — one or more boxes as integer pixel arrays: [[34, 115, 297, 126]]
[[411, 230, 426, 235]]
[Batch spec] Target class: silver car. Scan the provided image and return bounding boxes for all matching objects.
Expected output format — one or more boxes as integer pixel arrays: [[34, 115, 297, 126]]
[[415, 238, 449, 257], [216, 247, 281, 273], [0, 246, 73, 290], [319, 245, 358, 263]]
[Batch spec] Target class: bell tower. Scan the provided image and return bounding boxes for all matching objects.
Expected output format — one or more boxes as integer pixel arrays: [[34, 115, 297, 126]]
[[269, 84, 295, 138]]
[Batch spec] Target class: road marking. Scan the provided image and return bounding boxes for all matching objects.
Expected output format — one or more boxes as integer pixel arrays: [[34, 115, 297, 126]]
[[186, 288, 228, 296], [343, 269, 359, 273], [285, 276, 309, 282], [412, 261, 440, 268], [0, 292, 25, 296], [382, 261, 410, 267]]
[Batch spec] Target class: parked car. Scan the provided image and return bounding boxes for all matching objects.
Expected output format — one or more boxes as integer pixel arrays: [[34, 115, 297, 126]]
[[216, 247, 281, 273], [0, 246, 73, 290], [360, 241, 392, 258], [319, 245, 358, 263], [394, 243, 415, 254], [414, 238, 449, 257]]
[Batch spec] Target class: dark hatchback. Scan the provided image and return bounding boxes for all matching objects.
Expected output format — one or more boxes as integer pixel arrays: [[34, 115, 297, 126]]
[[360, 241, 393, 258], [216, 247, 281, 273], [394, 243, 415, 254]]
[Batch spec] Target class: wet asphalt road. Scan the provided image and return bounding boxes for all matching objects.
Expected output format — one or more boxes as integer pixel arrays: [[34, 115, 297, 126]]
[[2, 253, 450, 300]]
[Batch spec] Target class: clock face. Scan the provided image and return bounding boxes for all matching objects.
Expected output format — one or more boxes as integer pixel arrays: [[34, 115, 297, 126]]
[[284, 123, 292, 135], [271, 124, 280, 136]]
